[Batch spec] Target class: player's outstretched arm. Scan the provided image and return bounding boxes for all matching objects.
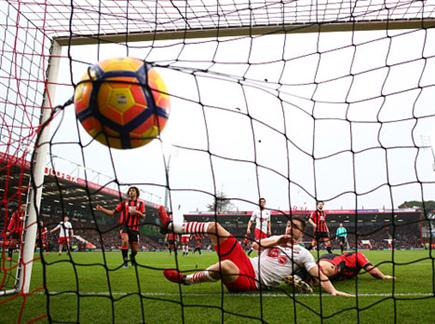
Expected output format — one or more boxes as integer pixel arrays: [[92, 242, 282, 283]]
[[365, 264, 396, 280], [95, 205, 115, 216], [50, 224, 60, 233], [254, 235, 292, 249], [308, 265, 353, 297]]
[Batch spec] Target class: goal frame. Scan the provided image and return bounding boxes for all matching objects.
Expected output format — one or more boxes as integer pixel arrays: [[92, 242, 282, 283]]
[[3, 15, 435, 296]]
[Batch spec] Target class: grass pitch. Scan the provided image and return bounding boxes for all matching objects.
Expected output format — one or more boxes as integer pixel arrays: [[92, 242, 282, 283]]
[[1, 249, 434, 323]]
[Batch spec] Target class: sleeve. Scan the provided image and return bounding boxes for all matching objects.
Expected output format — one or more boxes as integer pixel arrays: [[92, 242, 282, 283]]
[[356, 252, 370, 268], [249, 210, 257, 222], [309, 211, 315, 222], [301, 248, 317, 272], [115, 202, 123, 213]]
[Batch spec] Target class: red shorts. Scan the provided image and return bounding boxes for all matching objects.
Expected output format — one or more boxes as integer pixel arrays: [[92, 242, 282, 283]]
[[254, 228, 268, 240], [181, 236, 189, 244], [58, 237, 70, 245], [215, 236, 257, 292]]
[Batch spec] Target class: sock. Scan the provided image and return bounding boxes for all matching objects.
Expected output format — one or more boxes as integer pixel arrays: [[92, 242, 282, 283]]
[[172, 222, 210, 234], [121, 249, 128, 262], [130, 250, 137, 265], [185, 270, 218, 285]]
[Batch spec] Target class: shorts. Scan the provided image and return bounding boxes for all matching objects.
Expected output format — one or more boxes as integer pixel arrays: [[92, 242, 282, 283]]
[[254, 228, 268, 240], [337, 237, 346, 244], [58, 237, 70, 245], [215, 235, 257, 292], [181, 236, 190, 244], [314, 231, 330, 240], [121, 227, 139, 243]]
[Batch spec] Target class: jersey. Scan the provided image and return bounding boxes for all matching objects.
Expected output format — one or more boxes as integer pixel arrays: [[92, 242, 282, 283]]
[[335, 227, 347, 238], [7, 209, 24, 234], [115, 200, 145, 232], [38, 226, 48, 242], [250, 239, 317, 288], [58, 221, 73, 238], [319, 252, 371, 281], [249, 208, 271, 234], [309, 209, 329, 233]]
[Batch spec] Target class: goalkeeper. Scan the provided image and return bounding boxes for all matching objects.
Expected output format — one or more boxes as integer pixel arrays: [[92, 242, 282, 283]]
[[159, 206, 351, 296]]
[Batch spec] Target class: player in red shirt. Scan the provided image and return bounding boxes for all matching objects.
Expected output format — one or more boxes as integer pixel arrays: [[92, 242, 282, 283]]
[[96, 186, 145, 268], [192, 234, 203, 255], [5, 204, 26, 261], [307, 201, 332, 253], [37, 220, 49, 255], [165, 232, 178, 255], [318, 252, 395, 281]]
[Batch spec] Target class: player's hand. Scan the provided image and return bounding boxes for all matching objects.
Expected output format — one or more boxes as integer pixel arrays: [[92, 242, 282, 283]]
[[95, 205, 103, 211], [246, 229, 251, 235], [332, 290, 354, 297], [277, 234, 293, 245], [383, 275, 395, 280]]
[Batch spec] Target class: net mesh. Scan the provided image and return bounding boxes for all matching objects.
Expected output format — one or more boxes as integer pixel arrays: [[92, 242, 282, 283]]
[[1, 0, 435, 322]]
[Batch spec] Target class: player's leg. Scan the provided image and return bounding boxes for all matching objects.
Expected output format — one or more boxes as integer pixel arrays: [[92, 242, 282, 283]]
[[7, 237, 16, 260], [128, 230, 139, 266], [339, 237, 345, 254], [323, 235, 333, 254], [130, 242, 139, 266], [159, 206, 230, 246], [120, 231, 129, 268], [164, 257, 241, 286], [58, 243, 63, 255], [307, 234, 318, 251]]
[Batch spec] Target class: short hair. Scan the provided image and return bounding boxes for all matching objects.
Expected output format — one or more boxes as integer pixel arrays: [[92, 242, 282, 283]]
[[316, 200, 324, 205], [288, 217, 306, 232], [259, 197, 266, 203], [128, 186, 140, 197]]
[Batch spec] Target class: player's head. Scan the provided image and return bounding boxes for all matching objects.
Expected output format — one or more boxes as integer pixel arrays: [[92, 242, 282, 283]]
[[339, 222, 343, 227], [19, 203, 26, 211], [127, 186, 140, 199], [316, 200, 324, 210], [63, 215, 69, 222], [258, 197, 266, 209], [285, 217, 306, 240]]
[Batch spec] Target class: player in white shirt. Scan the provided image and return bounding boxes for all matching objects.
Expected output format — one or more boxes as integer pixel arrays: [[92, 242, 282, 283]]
[[159, 206, 351, 296], [246, 198, 271, 255], [50, 216, 74, 255], [247, 198, 271, 239]]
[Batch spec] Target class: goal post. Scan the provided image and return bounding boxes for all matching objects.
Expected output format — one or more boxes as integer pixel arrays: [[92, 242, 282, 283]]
[[0, 41, 61, 296]]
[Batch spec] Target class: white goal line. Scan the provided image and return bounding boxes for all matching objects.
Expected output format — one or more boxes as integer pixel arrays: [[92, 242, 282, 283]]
[[39, 291, 433, 298]]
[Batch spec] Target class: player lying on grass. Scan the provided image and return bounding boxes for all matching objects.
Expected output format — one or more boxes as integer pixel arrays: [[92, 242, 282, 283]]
[[159, 206, 352, 296], [317, 252, 396, 281], [296, 252, 396, 288]]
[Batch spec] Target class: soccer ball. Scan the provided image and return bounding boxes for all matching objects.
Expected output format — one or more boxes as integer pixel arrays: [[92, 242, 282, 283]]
[[74, 57, 170, 149]]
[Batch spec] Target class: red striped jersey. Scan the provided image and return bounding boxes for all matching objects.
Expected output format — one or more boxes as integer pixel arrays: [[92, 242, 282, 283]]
[[115, 200, 145, 231], [7, 210, 24, 234], [319, 252, 371, 280], [309, 209, 329, 233]]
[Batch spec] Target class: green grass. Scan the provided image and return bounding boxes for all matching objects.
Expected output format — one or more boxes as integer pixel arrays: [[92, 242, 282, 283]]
[[1, 249, 434, 323]]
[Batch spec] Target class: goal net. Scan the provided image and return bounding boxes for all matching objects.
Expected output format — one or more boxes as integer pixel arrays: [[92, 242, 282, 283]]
[[1, 0, 434, 322]]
